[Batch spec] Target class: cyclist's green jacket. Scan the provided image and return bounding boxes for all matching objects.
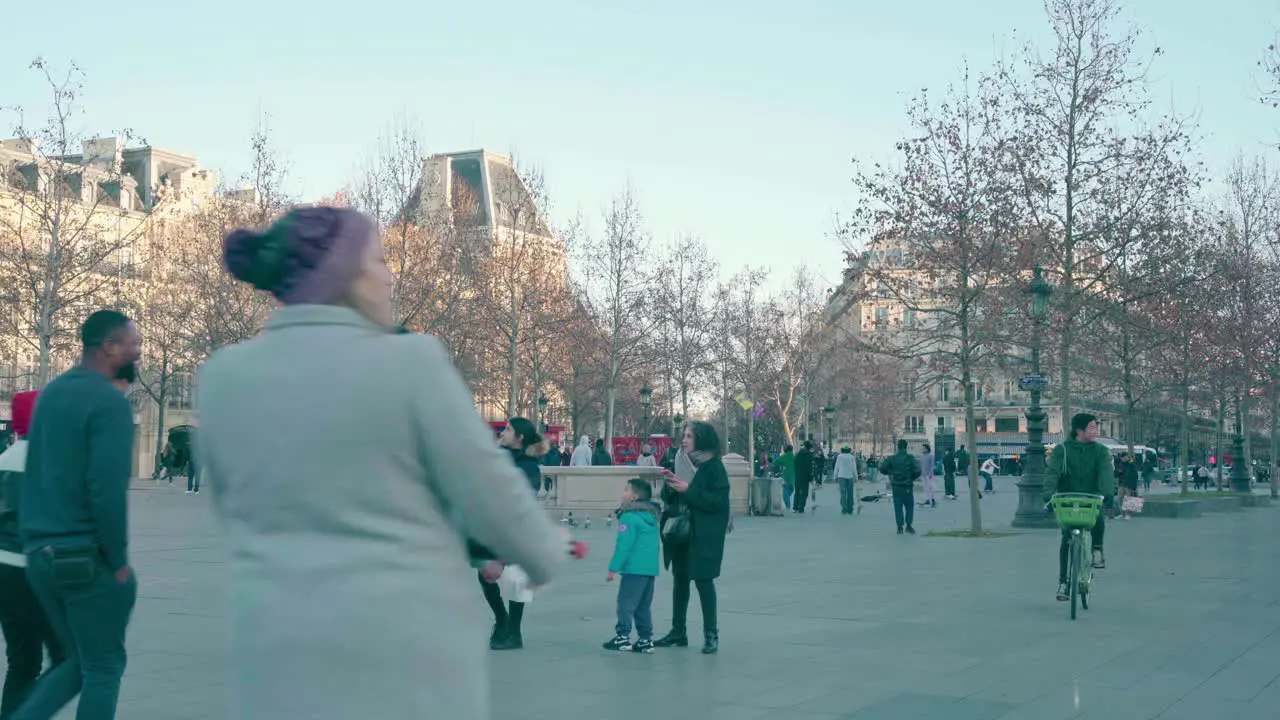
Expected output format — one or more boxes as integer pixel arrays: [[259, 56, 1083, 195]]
[[1045, 439, 1114, 498]]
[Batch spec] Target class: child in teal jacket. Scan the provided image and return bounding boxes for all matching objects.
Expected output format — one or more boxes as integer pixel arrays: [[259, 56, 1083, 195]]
[[603, 478, 662, 653]]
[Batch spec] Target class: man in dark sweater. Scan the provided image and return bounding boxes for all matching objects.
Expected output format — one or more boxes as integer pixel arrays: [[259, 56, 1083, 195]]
[[793, 441, 814, 513], [17, 310, 140, 720], [878, 439, 922, 534]]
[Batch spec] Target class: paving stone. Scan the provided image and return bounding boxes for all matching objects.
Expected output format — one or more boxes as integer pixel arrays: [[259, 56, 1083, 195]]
[[4, 475, 1276, 719]]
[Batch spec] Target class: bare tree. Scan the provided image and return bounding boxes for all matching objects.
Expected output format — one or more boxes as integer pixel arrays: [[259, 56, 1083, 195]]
[[346, 116, 477, 342], [845, 68, 1024, 534], [0, 59, 167, 385], [577, 188, 656, 451], [766, 267, 831, 446], [651, 235, 717, 419], [473, 160, 571, 416], [129, 236, 196, 474], [1215, 157, 1279, 484], [1000, 0, 1199, 429], [180, 123, 290, 359]]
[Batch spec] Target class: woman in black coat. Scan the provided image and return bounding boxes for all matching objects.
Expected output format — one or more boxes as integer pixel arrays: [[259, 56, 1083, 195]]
[[655, 421, 730, 654]]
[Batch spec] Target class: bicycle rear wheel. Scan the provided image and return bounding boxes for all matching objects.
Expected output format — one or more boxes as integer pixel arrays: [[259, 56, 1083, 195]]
[[1068, 532, 1081, 620]]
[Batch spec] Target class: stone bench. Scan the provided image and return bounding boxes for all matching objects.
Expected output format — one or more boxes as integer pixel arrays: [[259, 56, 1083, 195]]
[[1238, 494, 1273, 508], [538, 454, 751, 519], [1198, 495, 1244, 512], [1141, 498, 1203, 519]]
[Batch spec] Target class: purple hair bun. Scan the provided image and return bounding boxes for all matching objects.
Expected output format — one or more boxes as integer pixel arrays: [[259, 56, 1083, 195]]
[[222, 206, 375, 305]]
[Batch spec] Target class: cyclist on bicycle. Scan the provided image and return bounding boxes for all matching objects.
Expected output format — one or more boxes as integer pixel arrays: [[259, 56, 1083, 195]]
[[1044, 413, 1114, 601]]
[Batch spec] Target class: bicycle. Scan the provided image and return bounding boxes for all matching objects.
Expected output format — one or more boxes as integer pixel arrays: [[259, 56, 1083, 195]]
[[1048, 493, 1104, 620]]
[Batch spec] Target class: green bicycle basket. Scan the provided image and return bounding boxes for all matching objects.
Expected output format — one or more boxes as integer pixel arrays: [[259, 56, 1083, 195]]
[[1050, 493, 1103, 529]]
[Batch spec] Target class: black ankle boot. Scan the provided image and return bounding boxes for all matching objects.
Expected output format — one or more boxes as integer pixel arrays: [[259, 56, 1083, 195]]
[[654, 629, 688, 648], [488, 622, 508, 650], [702, 631, 719, 654]]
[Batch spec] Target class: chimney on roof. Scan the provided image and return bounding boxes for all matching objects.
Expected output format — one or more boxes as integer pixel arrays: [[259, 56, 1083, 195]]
[[82, 137, 123, 174]]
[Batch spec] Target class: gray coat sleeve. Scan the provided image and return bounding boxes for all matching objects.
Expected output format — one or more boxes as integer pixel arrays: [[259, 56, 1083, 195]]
[[402, 335, 565, 586]]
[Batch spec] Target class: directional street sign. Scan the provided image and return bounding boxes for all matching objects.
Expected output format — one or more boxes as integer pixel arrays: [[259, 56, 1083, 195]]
[[1019, 372, 1051, 392]]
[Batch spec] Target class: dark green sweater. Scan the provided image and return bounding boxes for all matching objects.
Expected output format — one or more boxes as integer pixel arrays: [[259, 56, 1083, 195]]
[[21, 366, 134, 570], [1045, 439, 1115, 498]]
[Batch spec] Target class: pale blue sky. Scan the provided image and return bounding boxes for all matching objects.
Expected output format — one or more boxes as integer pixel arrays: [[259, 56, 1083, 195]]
[[3, 0, 1276, 291]]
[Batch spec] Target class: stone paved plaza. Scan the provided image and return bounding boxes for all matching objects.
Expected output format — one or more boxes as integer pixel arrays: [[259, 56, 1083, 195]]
[[24, 476, 1280, 719]]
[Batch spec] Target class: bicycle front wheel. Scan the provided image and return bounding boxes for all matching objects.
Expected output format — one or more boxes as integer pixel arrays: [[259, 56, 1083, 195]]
[[1069, 532, 1081, 620]]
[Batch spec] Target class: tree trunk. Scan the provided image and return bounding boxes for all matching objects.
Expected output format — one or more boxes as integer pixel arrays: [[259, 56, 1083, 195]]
[[1179, 384, 1190, 495], [1270, 371, 1278, 499], [1240, 394, 1253, 473], [153, 378, 168, 478], [507, 334, 519, 419], [1214, 398, 1226, 489], [962, 368, 983, 535]]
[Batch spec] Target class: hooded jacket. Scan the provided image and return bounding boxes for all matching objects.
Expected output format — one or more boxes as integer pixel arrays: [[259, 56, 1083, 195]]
[[608, 499, 661, 576], [569, 438, 593, 467]]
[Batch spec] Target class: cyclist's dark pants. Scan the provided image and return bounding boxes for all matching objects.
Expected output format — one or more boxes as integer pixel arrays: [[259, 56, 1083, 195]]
[[1058, 514, 1105, 584]]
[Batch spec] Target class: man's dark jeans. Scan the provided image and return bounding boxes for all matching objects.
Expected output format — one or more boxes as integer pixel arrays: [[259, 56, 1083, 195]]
[[793, 481, 810, 513], [614, 574, 655, 640], [1058, 514, 1106, 584], [943, 472, 956, 497], [892, 486, 915, 530], [0, 563, 64, 718], [838, 477, 855, 514], [13, 549, 136, 720], [187, 458, 200, 493]]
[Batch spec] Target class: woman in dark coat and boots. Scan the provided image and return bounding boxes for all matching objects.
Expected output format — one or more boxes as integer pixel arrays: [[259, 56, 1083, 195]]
[[475, 417, 549, 650], [655, 421, 730, 654]]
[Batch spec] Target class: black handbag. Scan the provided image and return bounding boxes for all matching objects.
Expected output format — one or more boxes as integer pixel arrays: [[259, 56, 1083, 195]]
[[662, 511, 691, 544]]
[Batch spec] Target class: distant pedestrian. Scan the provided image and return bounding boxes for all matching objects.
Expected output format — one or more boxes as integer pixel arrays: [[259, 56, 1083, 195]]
[[0, 390, 65, 718], [543, 442, 563, 468], [878, 439, 922, 535], [635, 443, 657, 468], [834, 446, 859, 515], [980, 457, 998, 493], [919, 443, 937, 508], [793, 442, 815, 513], [17, 310, 141, 720], [602, 478, 662, 654], [570, 436, 593, 467], [592, 439, 613, 466], [942, 450, 957, 499], [775, 445, 796, 509]]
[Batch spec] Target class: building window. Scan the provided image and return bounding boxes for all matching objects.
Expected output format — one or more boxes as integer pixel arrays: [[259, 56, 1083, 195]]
[[905, 415, 924, 434], [994, 417, 1020, 433], [874, 306, 888, 329], [940, 382, 950, 402], [974, 418, 988, 433], [903, 308, 916, 327]]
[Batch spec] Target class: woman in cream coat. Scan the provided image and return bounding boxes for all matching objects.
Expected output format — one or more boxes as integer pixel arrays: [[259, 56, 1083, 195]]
[[196, 207, 568, 719]]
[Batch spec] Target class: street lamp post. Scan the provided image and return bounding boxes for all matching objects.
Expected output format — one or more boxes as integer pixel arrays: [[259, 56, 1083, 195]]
[[536, 394, 548, 431], [1013, 267, 1057, 528], [824, 403, 836, 450], [639, 383, 652, 442]]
